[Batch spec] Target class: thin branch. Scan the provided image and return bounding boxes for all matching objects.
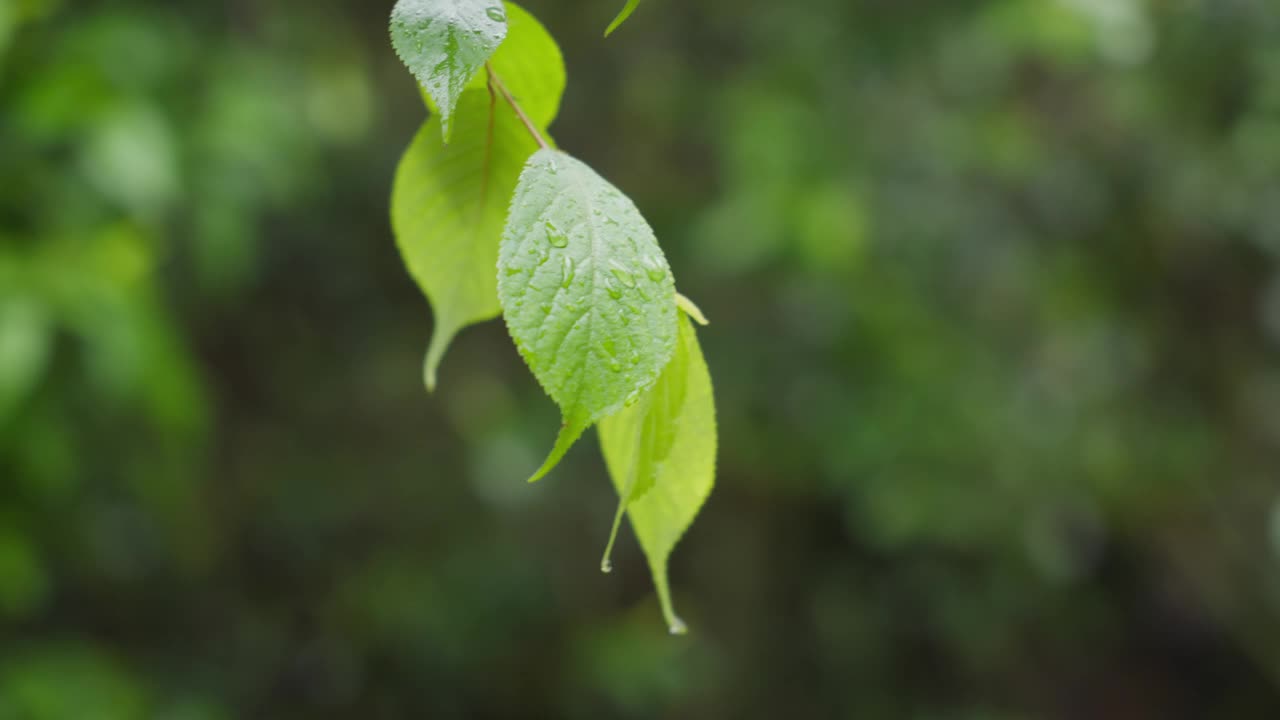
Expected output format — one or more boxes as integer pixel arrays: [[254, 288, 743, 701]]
[[486, 62, 550, 151], [476, 73, 497, 220]]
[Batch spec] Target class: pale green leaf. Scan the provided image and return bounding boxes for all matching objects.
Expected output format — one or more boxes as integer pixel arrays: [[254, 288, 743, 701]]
[[598, 313, 716, 634], [604, 0, 642, 37], [675, 292, 709, 326], [390, 0, 508, 140], [394, 1, 565, 388], [498, 149, 678, 482], [392, 90, 541, 390]]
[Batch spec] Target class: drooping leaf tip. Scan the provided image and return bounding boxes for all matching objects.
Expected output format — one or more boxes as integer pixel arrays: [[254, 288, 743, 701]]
[[676, 292, 709, 326], [423, 354, 439, 394], [668, 616, 688, 635], [526, 419, 585, 482], [599, 495, 628, 574], [439, 112, 453, 143], [603, 0, 640, 37], [423, 323, 455, 394]]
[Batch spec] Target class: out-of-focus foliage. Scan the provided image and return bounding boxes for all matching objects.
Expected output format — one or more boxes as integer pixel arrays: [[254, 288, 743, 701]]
[[3, 0, 1280, 717]]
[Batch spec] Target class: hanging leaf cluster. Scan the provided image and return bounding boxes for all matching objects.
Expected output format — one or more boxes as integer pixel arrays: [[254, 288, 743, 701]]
[[388, 0, 713, 633]]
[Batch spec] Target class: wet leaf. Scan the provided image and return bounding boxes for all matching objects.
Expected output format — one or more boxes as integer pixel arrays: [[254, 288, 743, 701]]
[[498, 149, 677, 482]]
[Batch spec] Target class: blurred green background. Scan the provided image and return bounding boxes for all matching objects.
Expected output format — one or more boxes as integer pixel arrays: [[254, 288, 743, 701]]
[[4, 0, 1280, 717]]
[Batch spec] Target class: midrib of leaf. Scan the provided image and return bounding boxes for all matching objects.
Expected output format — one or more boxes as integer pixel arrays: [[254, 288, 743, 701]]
[[572, 161, 602, 415], [525, 158, 646, 482]]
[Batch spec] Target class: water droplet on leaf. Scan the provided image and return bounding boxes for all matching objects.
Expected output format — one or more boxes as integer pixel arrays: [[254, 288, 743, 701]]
[[545, 220, 568, 248], [642, 256, 666, 282], [603, 276, 622, 299], [610, 262, 636, 288], [485, 6, 506, 22], [560, 256, 575, 287]]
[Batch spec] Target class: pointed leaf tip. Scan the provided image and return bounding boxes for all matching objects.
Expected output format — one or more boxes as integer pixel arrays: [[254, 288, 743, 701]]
[[526, 418, 587, 482], [423, 324, 450, 393], [676, 292, 709, 326], [603, 0, 641, 36], [392, 91, 541, 392]]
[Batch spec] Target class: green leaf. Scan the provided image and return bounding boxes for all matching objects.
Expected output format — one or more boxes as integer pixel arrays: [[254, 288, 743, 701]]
[[498, 149, 678, 482], [390, 0, 508, 140], [391, 89, 541, 390], [439, 2, 566, 129], [394, 1, 566, 388], [598, 313, 716, 634], [604, 0, 642, 37]]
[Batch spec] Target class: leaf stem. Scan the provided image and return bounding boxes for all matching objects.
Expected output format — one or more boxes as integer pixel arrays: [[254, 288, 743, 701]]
[[486, 63, 549, 151]]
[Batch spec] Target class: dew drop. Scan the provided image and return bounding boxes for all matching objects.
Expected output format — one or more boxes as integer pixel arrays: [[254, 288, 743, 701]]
[[600, 558, 613, 574], [545, 220, 568, 248], [668, 617, 688, 635], [485, 6, 505, 21], [642, 257, 666, 282], [609, 263, 636, 288], [603, 276, 622, 299], [560, 256, 575, 288]]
